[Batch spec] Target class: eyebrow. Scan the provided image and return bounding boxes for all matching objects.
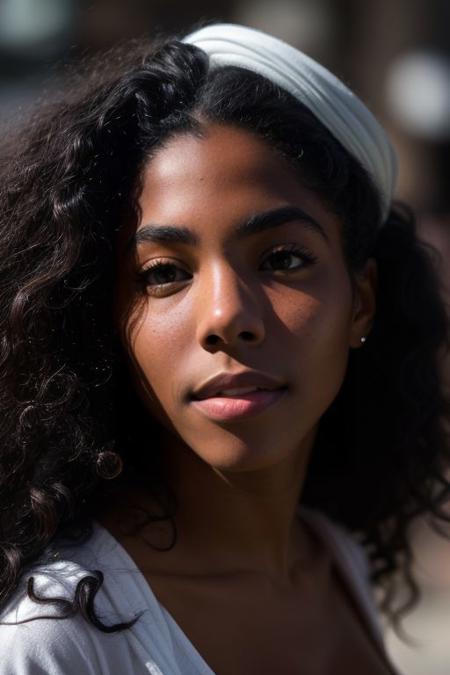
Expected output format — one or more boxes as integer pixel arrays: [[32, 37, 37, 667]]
[[130, 205, 329, 251]]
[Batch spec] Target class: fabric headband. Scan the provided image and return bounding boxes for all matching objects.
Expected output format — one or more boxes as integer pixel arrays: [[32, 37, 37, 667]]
[[183, 23, 397, 224]]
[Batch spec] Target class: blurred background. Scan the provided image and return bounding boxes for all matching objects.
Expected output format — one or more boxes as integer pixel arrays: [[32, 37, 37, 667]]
[[0, 1, 449, 673], [1, 0, 450, 216]]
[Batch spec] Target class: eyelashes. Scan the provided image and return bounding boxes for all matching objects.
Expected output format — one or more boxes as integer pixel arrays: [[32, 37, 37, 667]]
[[136, 243, 318, 297], [259, 243, 318, 272], [138, 261, 190, 288]]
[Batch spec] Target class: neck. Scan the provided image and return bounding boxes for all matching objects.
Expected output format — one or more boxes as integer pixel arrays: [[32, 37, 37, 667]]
[[98, 426, 319, 582], [147, 427, 318, 579]]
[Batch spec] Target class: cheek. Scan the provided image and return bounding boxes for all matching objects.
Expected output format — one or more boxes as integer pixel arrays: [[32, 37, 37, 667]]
[[126, 302, 191, 403], [272, 263, 353, 336], [274, 279, 354, 397]]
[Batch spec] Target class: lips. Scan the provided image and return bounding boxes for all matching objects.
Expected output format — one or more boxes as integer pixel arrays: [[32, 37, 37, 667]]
[[190, 387, 288, 421], [191, 370, 286, 401]]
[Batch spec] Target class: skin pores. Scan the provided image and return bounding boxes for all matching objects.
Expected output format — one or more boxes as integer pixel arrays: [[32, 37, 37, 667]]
[[116, 123, 376, 478]]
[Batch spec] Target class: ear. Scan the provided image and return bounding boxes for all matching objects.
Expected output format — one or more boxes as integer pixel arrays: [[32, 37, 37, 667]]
[[349, 257, 377, 348]]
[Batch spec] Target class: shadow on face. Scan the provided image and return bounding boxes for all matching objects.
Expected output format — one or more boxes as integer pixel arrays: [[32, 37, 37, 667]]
[[114, 122, 376, 475]]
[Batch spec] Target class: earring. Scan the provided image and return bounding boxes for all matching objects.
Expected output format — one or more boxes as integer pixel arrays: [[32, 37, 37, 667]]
[[96, 445, 123, 480], [360, 336, 367, 344]]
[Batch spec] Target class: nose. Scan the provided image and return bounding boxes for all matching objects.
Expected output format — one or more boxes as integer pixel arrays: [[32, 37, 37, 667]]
[[195, 262, 265, 350]]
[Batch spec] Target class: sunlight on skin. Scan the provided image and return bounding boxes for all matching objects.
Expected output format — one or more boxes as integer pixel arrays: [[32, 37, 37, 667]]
[[110, 122, 376, 578]]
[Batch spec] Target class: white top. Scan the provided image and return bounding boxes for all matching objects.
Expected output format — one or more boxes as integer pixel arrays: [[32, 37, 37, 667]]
[[0, 510, 391, 674]]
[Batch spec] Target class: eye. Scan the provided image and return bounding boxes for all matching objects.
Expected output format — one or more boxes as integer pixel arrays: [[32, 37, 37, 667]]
[[260, 244, 318, 272], [136, 260, 191, 296]]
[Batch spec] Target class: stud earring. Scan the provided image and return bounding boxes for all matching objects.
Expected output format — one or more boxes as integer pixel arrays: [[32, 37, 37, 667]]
[[360, 336, 367, 344]]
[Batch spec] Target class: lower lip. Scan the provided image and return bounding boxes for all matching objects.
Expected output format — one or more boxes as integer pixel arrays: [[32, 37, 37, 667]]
[[190, 388, 287, 421]]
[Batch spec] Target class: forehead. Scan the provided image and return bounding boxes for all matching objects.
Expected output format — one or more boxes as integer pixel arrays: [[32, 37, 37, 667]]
[[143, 124, 295, 190], [136, 123, 340, 245]]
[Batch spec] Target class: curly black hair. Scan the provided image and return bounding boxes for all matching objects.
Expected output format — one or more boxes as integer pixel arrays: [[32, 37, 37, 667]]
[[0, 31, 448, 635]]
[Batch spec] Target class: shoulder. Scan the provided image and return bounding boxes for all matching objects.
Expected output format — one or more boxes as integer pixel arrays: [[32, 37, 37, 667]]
[[0, 561, 105, 675], [300, 507, 385, 642], [0, 526, 145, 675]]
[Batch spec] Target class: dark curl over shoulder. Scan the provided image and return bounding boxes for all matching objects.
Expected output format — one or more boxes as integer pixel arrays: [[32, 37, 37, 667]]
[[0, 33, 448, 632]]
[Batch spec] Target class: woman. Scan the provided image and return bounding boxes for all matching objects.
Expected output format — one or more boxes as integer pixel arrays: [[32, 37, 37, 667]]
[[0, 22, 447, 675]]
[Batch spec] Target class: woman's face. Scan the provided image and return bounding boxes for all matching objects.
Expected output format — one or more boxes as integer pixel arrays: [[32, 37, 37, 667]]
[[116, 123, 375, 472]]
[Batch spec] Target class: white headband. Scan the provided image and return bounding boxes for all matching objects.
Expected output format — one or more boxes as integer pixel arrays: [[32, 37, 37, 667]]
[[183, 23, 397, 224]]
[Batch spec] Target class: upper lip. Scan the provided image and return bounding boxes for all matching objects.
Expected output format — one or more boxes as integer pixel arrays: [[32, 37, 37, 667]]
[[191, 371, 286, 400]]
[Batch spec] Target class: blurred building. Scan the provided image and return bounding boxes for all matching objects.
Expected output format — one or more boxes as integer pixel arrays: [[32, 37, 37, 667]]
[[1, 0, 450, 214]]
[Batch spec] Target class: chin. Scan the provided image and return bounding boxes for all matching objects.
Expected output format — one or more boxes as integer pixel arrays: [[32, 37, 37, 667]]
[[193, 439, 296, 474], [169, 409, 317, 475]]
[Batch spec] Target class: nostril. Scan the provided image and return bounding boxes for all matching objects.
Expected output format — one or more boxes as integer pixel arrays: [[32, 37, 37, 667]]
[[204, 331, 257, 347], [205, 334, 220, 346], [240, 331, 256, 341]]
